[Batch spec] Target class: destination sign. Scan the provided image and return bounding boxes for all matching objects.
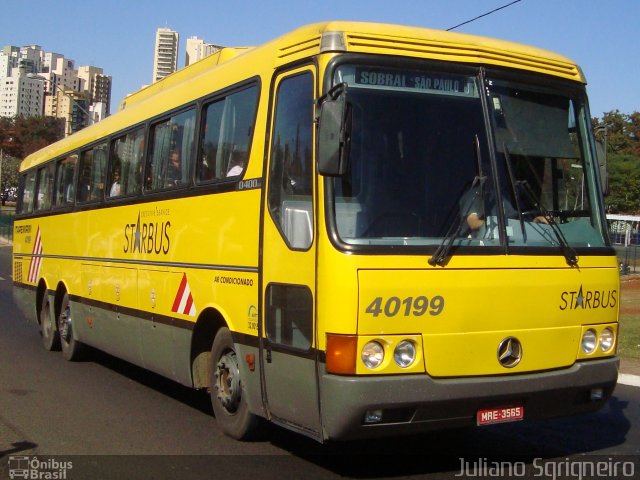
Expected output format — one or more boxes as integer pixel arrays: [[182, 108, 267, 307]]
[[353, 67, 477, 97]]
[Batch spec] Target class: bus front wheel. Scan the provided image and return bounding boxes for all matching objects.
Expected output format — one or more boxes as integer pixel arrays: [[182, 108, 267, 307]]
[[58, 292, 84, 361], [209, 327, 260, 440]]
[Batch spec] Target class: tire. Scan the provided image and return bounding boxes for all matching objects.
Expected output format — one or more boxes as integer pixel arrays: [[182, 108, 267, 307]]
[[58, 292, 84, 361], [209, 327, 260, 440], [39, 290, 60, 351]]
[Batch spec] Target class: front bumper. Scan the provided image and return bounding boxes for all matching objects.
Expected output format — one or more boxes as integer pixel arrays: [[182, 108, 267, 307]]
[[319, 357, 619, 441]]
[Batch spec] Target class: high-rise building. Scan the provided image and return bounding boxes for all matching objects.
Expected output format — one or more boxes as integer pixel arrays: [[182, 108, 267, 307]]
[[18, 45, 43, 75], [185, 36, 222, 66], [0, 43, 112, 134], [43, 53, 78, 92], [44, 87, 89, 136], [78, 66, 112, 116], [0, 46, 20, 79], [0, 66, 44, 118], [152, 27, 179, 82], [42, 52, 64, 73]]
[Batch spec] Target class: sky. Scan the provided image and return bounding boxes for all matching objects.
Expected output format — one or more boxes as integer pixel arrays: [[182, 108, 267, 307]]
[[1, 0, 638, 117]]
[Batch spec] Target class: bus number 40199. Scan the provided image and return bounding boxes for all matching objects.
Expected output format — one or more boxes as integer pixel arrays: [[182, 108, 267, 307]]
[[365, 295, 445, 318]]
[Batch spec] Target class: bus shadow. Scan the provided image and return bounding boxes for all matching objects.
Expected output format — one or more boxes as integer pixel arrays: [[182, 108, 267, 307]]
[[81, 347, 632, 478], [266, 395, 632, 478], [85, 347, 213, 416]]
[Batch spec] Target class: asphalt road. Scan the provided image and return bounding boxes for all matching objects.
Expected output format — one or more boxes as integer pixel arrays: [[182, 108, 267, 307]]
[[0, 244, 638, 479]]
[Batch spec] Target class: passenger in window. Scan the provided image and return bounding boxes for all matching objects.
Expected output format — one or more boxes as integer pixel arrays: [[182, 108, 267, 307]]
[[226, 152, 245, 177], [110, 168, 121, 196], [167, 149, 182, 186]]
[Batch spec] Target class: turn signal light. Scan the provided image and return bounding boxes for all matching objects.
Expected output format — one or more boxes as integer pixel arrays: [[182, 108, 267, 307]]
[[326, 334, 357, 374]]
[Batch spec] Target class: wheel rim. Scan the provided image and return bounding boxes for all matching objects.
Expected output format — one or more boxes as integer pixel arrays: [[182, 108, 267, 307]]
[[59, 305, 72, 343], [42, 307, 53, 338], [214, 350, 241, 414]]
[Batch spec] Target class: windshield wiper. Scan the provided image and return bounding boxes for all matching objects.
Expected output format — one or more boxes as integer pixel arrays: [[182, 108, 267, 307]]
[[428, 178, 482, 266], [503, 144, 578, 266], [517, 180, 579, 267], [429, 135, 486, 266], [502, 144, 527, 242]]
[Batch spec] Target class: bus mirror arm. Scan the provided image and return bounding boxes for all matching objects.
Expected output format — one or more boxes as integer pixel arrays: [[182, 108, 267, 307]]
[[317, 84, 351, 176], [594, 138, 609, 196]]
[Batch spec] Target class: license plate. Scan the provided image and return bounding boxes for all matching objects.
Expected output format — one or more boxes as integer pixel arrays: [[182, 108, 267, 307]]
[[477, 405, 524, 426]]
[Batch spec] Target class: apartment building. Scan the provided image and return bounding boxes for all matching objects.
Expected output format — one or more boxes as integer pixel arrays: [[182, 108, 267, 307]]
[[185, 36, 222, 66], [0, 46, 19, 78], [78, 65, 112, 116], [0, 44, 111, 134], [18, 45, 43, 75], [152, 27, 179, 82], [0, 67, 44, 118], [44, 88, 90, 136]]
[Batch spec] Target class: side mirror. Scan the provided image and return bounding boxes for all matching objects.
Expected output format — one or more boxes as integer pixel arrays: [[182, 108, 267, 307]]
[[317, 87, 350, 176]]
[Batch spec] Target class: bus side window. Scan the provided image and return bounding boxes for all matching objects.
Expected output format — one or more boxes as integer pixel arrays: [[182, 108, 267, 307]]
[[92, 143, 108, 201], [266, 284, 313, 351], [54, 153, 78, 206], [198, 85, 258, 182], [147, 109, 196, 191], [267, 72, 314, 249], [34, 163, 55, 211], [110, 128, 144, 197], [78, 143, 107, 203], [18, 171, 37, 214]]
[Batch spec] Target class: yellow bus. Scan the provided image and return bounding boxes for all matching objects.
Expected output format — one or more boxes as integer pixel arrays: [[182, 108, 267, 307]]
[[12, 21, 619, 442]]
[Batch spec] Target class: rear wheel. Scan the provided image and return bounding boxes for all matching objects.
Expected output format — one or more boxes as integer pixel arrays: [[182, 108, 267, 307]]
[[209, 327, 260, 440], [39, 290, 60, 351], [58, 292, 84, 361]]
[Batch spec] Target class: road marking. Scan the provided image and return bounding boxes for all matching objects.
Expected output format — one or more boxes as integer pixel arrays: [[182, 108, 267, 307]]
[[618, 373, 640, 387]]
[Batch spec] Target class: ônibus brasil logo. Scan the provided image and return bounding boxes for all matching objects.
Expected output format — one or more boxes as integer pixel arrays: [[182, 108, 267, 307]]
[[8, 456, 72, 479]]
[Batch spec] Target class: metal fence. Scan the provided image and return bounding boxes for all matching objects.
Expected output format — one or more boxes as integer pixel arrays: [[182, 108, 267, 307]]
[[0, 210, 13, 245], [607, 215, 640, 275], [610, 231, 640, 275]]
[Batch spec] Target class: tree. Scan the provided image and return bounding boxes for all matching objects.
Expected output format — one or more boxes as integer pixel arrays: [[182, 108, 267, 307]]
[[0, 117, 20, 158], [593, 110, 640, 214], [12, 116, 65, 157], [593, 110, 640, 156], [0, 115, 64, 159], [605, 152, 640, 213], [0, 115, 64, 191], [628, 112, 640, 157]]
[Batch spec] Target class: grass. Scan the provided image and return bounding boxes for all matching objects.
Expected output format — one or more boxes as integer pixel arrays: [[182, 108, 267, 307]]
[[618, 277, 640, 359], [618, 314, 640, 359]]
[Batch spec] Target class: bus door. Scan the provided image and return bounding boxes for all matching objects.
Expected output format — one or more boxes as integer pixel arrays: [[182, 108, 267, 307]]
[[260, 67, 321, 435]]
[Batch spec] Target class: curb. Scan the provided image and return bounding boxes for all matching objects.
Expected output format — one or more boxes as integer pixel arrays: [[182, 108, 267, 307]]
[[618, 373, 640, 387]]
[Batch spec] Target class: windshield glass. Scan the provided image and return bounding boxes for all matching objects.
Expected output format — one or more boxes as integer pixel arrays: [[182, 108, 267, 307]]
[[327, 64, 607, 250], [485, 78, 606, 248]]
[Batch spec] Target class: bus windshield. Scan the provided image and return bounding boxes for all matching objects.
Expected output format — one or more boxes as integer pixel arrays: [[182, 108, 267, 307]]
[[328, 64, 607, 251]]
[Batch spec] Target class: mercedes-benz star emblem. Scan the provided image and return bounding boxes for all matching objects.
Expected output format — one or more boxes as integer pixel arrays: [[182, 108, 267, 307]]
[[497, 337, 523, 368]]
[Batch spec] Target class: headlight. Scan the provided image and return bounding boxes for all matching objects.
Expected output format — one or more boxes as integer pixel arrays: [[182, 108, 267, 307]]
[[581, 329, 597, 354], [394, 340, 416, 368], [600, 328, 615, 352], [361, 341, 384, 369]]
